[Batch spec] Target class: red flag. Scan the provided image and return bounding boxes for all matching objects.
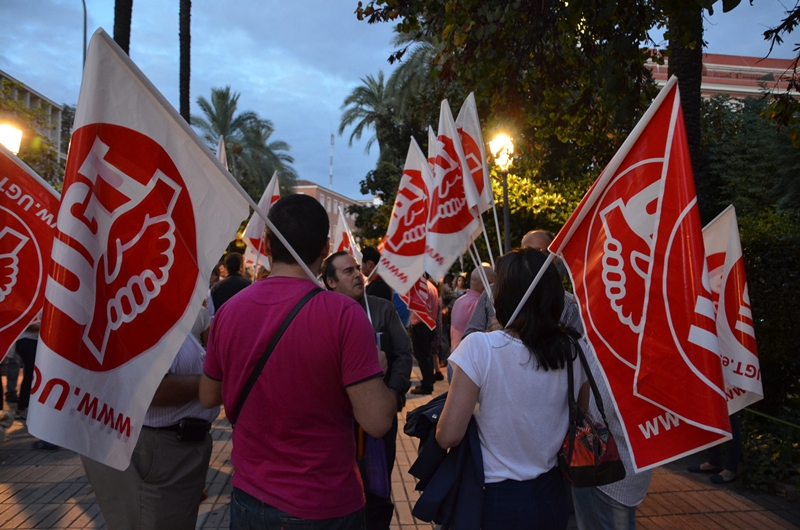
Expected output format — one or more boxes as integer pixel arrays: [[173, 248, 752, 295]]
[[243, 171, 280, 267], [551, 77, 729, 470], [28, 29, 249, 470], [456, 93, 492, 214], [703, 205, 762, 413], [400, 276, 436, 329], [0, 145, 60, 360], [378, 138, 432, 296], [425, 100, 481, 280]]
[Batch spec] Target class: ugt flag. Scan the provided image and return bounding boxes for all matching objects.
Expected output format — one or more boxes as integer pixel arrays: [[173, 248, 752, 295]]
[[425, 100, 481, 281], [0, 144, 61, 360], [401, 275, 436, 330], [455, 93, 493, 214], [28, 28, 249, 470], [550, 77, 730, 470], [243, 171, 280, 268], [333, 205, 362, 265], [378, 137, 432, 296], [703, 205, 762, 413]]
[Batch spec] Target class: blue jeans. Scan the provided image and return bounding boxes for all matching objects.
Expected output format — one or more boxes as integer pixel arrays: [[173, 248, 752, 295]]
[[572, 486, 636, 530], [481, 467, 569, 530], [230, 488, 365, 530]]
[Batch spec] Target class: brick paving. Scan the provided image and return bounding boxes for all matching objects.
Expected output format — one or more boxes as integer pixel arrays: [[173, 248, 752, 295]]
[[0, 368, 797, 529]]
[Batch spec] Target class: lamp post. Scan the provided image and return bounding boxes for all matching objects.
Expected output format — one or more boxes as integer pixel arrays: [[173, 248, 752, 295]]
[[0, 124, 23, 154], [489, 134, 514, 253]]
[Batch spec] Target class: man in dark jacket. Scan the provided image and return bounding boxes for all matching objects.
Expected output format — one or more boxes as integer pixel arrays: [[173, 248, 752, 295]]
[[361, 246, 393, 302], [210, 252, 251, 313], [323, 250, 413, 530]]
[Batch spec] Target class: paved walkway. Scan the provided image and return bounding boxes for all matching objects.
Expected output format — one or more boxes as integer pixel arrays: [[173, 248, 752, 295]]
[[0, 368, 797, 529]]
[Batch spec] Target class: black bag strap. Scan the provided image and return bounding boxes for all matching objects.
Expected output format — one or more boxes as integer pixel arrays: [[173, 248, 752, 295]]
[[232, 287, 323, 424], [566, 344, 610, 426]]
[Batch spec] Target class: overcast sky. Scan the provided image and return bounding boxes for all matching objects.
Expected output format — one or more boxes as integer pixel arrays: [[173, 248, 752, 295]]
[[1, 0, 797, 200]]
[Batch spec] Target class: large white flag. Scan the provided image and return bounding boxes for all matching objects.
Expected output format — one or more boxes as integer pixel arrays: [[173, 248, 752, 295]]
[[424, 100, 481, 281], [242, 171, 280, 268], [703, 205, 763, 413], [378, 137, 432, 296], [28, 28, 249, 470], [456, 93, 492, 214]]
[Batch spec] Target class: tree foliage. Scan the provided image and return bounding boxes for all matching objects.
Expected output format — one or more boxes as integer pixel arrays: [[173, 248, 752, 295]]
[[763, 3, 800, 147], [191, 86, 297, 199]]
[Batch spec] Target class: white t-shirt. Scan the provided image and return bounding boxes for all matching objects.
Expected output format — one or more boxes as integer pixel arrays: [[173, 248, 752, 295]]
[[449, 330, 586, 483]]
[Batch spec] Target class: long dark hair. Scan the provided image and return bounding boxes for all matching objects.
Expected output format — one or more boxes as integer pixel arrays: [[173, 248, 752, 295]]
[[493, 248, 580, 370]]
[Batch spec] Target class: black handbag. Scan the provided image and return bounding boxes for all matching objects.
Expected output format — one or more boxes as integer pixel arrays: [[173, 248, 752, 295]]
[[557, 345, 626, 488]]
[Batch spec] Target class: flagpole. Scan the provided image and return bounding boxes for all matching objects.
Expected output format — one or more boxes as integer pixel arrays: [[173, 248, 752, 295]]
[[491, 202, 503, 257], [468, 242, 493, 306], [478, 215, 496, 269]]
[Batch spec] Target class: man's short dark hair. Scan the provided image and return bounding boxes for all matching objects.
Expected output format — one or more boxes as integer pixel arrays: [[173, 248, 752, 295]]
[[267, 194, 330, 265], [321, 251, 350, 290], [361, 246, 380, 265], [224, 252, 243, 275]]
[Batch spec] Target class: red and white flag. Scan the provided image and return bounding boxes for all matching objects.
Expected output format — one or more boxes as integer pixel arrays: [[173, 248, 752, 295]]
[[400, 276, 436, 329], [703, 205, 762, 413], [456, 93, 492, 214], [550, 77, 730, 470], [332, 205, 362, 265], [242, 171, 279, 268], [427, 126, 437, 173], [425, 100, 481, 281], [28, 29, 249, 470], [0, 144, 60, 360], [378, 138, 432, 296]]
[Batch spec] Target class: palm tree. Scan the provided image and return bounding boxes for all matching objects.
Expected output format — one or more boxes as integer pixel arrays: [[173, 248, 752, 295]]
[[192, 86, 258, 146], [113, 0, 133, 55], [236, 119, 298, 195], [387, 32, 438, 119], [338, 71, 396, 156], [191, 86, 297, 197], [179, 0, 191, 123]]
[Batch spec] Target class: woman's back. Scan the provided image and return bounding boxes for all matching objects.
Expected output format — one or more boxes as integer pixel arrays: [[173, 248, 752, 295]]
[[451, 330, 585, 483]]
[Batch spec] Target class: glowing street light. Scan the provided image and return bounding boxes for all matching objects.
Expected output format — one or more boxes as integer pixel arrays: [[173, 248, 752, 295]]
[[0, 124, 23, 155], [489, 133, 514, 253]]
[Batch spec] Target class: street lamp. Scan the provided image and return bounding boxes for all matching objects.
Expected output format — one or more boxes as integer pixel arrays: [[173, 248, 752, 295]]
[[489, 133, 514, 253], [0, 124, 23, 154]]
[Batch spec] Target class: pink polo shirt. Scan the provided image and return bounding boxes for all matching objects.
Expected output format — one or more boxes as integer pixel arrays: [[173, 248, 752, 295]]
[[204, 276, 382, 520]]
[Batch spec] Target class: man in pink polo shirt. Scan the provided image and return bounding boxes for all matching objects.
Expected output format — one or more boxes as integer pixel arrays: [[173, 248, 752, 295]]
[[200, 194, 396, 529]]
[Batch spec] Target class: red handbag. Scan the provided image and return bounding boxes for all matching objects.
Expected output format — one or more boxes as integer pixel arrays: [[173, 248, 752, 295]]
[[557, 346, 626, 488]]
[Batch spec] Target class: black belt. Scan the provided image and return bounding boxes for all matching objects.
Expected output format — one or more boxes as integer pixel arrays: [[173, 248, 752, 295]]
[[144, 420, 212, 432]]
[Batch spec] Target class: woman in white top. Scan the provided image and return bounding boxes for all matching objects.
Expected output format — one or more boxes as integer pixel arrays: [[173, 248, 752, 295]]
[[437, 247, 588, 530]]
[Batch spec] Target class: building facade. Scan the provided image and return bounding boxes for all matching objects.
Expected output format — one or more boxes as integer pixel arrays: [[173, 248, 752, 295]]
[[646, 52, 799, 99], [293, 179, 371, 237], [0, 69, 64, 163]]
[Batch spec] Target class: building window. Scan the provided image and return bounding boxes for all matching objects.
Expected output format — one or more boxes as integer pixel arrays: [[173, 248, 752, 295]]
[[327, 197, 332, 212], [319, 193, 325, 206]]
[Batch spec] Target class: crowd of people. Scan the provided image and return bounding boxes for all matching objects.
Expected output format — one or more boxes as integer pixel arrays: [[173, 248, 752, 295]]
[[1, 192, 738, 529]]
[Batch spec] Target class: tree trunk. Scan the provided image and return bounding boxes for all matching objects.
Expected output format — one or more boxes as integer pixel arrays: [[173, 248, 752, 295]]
[[668, 7, 712, 219], [179, 0, 192, 123], [113, 0, 133, 55]]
